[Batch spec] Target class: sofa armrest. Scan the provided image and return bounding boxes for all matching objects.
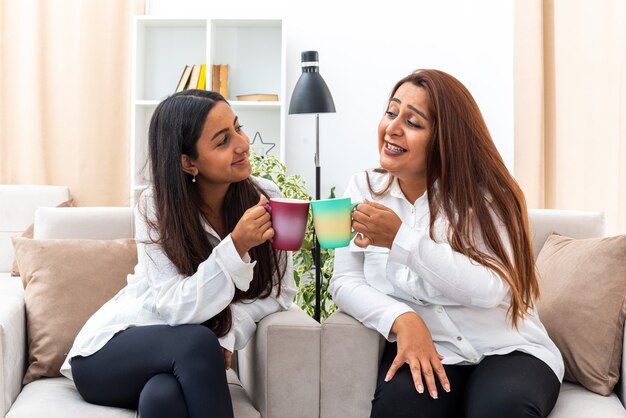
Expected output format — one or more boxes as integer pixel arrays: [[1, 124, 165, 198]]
[[0, 277, 26, 417], [237, 304, 321, 418], [320, 310, 385, 418]]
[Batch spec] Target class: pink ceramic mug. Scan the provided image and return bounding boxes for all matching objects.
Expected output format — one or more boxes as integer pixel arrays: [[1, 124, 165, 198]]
[[265, 198, 310, 251]]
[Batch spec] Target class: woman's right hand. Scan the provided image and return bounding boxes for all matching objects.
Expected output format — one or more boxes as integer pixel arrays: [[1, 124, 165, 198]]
[[231, 195, 274, 257], [387, 312, 450, 399]]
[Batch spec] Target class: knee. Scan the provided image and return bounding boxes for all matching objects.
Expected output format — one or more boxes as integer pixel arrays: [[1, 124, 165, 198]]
[[371, 367, 426, 418], [174, 325, 222, 364], [139, 374, 188, 417]]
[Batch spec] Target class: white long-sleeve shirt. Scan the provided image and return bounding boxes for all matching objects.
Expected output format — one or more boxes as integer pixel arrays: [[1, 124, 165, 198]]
[[329, 170, 564, 381], [60, 176, 296, 379]]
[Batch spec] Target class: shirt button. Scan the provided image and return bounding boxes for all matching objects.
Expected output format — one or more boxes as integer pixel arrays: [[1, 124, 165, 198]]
[[437, 307, 444, 314], [456, 336, 463, 341]]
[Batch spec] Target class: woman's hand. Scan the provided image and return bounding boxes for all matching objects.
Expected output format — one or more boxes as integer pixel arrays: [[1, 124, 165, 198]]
[[223, 348, 232, 369], [352, 199, 402, 248], [231, 195, 274, 257], [387, 312, 450, 398]]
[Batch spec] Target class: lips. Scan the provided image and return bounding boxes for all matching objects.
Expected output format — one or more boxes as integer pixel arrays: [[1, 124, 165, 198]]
[[232, 157, 249, 166], [384, 141, 407, 154]]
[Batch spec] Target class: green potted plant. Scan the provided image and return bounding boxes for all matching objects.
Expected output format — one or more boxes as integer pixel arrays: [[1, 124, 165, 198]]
[[250, 152, 336, 320]]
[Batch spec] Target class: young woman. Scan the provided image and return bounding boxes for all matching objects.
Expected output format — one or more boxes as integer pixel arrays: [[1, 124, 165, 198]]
[[60, 90, 296, 418], [330, 69, 563, 418]]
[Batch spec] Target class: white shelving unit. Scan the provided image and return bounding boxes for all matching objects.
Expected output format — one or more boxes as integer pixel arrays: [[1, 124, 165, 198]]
[[130, 17, 286, 203]]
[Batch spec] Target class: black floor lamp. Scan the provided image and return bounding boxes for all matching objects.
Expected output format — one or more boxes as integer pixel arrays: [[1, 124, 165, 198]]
[[288, 51, 336, 322]]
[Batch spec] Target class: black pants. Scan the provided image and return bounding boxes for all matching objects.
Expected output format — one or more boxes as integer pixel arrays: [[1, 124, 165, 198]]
[[71, 324, 233, 418], [371, 342, 560, 418]]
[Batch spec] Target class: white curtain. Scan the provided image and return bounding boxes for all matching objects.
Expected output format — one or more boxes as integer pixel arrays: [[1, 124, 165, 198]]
[[0, 0, 144, 206], [514, 0, 626, 234]]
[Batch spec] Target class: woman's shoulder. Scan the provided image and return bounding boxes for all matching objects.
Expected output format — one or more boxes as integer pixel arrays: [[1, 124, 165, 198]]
[[250, 176, 283, 198], [347, 169, 391, 192]]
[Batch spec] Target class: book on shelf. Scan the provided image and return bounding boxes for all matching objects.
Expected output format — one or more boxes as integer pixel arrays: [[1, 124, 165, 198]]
[[211, 64, 229, 98], [236, 93, 279, 101], [212, 64, 220, 92], [197, 64, 206, 90], [218, 64, 228, 99], [175, 65, 192, 92], [188, 65, 202, 90]]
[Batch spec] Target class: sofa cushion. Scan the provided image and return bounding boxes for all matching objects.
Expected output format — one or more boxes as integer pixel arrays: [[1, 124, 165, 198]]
[[6, 372, 260, 418], [10, 199, 74, 277], [0, 185, 70, 273], [536, 233, 626, 396], [548, 382, 626, 418], [11, 237, 136, 384]]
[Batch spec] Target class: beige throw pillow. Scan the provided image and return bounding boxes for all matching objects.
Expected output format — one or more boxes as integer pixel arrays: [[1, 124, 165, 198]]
[[10, 199, 74, 277], [12, 237, 136, 385], [536, 233, 626, 395]]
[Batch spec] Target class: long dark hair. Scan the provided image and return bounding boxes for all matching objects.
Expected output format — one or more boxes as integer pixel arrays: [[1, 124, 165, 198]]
[[145, 89, 284, 337], [371, 69, 537, 328]]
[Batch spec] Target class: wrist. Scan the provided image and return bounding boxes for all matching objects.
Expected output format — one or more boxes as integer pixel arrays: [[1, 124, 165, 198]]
[[230, 232, 248, 258], [391, 311, 421, 334]]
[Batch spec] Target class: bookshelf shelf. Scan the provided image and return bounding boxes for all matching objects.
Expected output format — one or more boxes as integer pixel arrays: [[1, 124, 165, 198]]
[[130, 17, 286, 204]]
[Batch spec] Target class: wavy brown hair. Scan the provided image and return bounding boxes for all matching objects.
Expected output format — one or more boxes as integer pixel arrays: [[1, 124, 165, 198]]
[[144, 89, 284, 337], [372, 69, 537, 328]]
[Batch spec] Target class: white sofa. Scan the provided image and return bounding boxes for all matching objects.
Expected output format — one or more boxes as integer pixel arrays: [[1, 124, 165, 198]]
[[0, 200, 321, 418], [320, 209, 626, 418]]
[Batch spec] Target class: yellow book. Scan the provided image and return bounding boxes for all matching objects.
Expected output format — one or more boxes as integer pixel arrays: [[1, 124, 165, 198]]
[[197, 64, 206, 89]]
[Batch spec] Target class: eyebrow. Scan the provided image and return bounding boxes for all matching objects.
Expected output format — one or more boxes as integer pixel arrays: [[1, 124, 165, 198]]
[[389, 98, 429, 121], [211, 116, 239, 141]]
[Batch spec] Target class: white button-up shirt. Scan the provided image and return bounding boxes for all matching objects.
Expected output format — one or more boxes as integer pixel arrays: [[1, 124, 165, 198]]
[[329, 171, 563, 380], [61, 177, 296, 380]]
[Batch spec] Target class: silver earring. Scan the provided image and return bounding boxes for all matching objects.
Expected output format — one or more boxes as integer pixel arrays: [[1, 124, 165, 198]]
[[192, 175, 196, 183]]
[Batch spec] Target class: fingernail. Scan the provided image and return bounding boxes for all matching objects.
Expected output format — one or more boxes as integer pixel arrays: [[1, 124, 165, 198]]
[[384, 375, 390, 382], [444, 383, 451, 392], [417, 384, 424, 393], [431, 390, 438, 399]]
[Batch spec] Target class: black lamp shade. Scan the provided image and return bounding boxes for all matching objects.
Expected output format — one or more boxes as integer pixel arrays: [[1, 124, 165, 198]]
[[289, 51, 336, 114]]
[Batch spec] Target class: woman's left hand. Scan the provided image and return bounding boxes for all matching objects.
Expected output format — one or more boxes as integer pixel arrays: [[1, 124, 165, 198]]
[[352, 199, 402, 249]]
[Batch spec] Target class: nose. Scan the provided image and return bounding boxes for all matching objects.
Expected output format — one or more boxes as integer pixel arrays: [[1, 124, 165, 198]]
[[385, 116, 403, 137], [234, 131, 250, 155]]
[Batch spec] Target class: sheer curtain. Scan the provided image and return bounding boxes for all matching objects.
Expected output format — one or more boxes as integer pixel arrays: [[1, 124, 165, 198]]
[[0, 0, 143, 206], [514, 0, 626, 234]]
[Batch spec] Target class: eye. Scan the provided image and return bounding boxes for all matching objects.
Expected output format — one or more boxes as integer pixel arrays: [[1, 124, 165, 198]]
[[407, 120, 423, 129], [235, 124, 244, 133], [385, 110, 397, 118], [217, 135, 229, 147]]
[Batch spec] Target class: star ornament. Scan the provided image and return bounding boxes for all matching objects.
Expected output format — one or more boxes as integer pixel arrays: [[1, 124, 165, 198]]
[[250, 132, 276, 156]]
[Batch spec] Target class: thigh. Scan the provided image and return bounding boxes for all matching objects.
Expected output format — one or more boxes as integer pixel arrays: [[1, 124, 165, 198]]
[[370, 342, 473, 418], [71, 324, 224, 410], [464, 351, 561, 418]]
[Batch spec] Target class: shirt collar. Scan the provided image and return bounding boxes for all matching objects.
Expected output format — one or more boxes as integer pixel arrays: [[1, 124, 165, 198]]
[[388, 176, 434, 206]]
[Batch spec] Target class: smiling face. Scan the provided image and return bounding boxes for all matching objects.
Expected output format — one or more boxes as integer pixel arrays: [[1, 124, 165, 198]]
[[183, 101, 251, 186], [378, 82, 432, 187]]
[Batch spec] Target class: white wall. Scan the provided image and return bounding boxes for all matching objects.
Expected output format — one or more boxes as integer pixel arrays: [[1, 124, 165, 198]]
[[147, 0, 513, 198]]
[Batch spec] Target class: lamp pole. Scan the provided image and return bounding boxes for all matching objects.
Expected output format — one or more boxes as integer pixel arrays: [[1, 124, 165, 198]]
[[288, 50, 335, 323], [314, 114, 321, 322]]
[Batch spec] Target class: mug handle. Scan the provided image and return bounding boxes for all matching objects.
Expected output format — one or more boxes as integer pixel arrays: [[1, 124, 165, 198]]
[[350, 201, 362, 239], [263, 203, 274, 244]]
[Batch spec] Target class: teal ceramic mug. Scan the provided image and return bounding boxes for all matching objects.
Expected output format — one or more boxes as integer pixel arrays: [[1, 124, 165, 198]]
[[310, 197, 360, 249]]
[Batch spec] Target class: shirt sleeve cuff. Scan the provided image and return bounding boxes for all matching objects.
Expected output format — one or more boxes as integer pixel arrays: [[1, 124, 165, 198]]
[[377, 303, 416, 343], [218, 330, 235, 353], [214, 234, 256, 291]]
